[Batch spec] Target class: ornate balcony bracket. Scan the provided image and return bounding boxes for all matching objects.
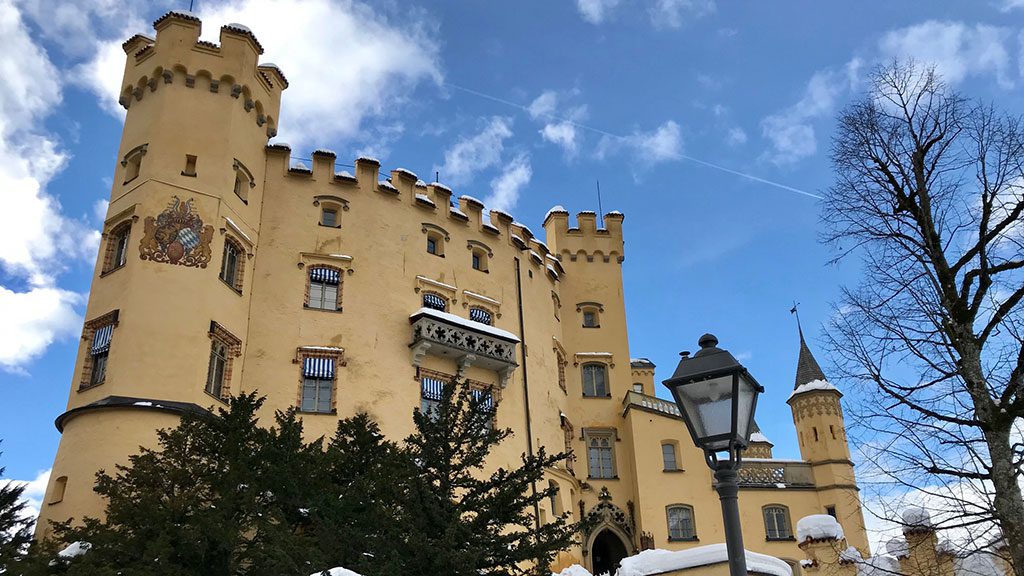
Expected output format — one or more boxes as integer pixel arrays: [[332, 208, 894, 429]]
[[409, 308, 519, 388]]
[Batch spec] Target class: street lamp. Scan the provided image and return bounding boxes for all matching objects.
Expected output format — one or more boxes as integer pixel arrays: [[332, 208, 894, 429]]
[[662, 333, 763, 576]]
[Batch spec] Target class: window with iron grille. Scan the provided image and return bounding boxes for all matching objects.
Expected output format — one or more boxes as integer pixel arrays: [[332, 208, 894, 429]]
[[308, 267, 341, 310], [764, 506, 792, 540], [582, 363, 608, 397], [422, 292, 447, 312], [469, 307, 493, 325], [667, 505, 696, 540], [301, 357, 335, 414]]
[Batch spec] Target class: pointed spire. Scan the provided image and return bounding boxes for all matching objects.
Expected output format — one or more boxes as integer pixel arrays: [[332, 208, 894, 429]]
[[792, 303, 828, 390]]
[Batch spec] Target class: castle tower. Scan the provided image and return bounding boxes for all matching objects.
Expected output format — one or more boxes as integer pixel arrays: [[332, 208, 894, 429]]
[[36, 11, 286, 536], [787, 326, 869, 554]]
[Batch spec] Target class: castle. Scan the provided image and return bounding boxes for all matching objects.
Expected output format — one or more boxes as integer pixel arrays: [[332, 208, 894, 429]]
[[36, 11, 868, 574]]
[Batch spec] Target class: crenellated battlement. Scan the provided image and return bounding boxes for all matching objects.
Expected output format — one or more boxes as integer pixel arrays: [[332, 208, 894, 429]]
[[265, 145, 566, 281], [543, 207, 625, 264], [117, 11, 285, 139]]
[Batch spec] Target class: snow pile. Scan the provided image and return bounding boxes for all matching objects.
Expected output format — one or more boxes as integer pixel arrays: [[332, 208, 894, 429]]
[[290, 161, 309, 171], [410, 307, 520, 342], [552, 564, 593, 576], [749, 431, 772, 444], [545, 205, 568, 220], [310, 569, 363, 576], [615, 545, 792, 576], [415, 193, 436, 206], [57, 541, 91, 558], [902, 506, 933, 530], [225, 22, 252, 32], [954, 553, 1003, 576], [856, 555, 900, 576], [796, 514, 845, 542], [788, 379, 839, 400], [839, 546, 862, 563], [885, 537, 909, 558]]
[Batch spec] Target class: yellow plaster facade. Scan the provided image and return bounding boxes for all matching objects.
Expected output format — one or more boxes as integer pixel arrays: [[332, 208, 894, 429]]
[[38, 12, 869, 575]]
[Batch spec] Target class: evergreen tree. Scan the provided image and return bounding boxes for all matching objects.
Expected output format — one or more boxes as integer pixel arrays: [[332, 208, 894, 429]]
[[0, 443, 35, 573], [402, 379, 579, 576], [310, 414, 418, 576], [45, 394, 323, 576]]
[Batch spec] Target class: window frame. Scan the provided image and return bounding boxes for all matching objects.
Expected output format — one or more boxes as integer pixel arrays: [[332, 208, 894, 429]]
[[206, 321, 241, 402], [763, 505, 794, 541], [320, 206, 339, 227], [583, 428, 617, 479], [469, 306, 494, 326], [232, 159, 254, 204], [120, 143, 148, 184], [298, 355, 339, 415], [102, 220, 132, 275], [305, 266, 343, 312], [422, 291, 448, 312], [79, 310, 119, 391], [219, 237, 244, 293], [581, 362, 610, 397], [667, 504, 697, 541], [661, 442, 679, 471]]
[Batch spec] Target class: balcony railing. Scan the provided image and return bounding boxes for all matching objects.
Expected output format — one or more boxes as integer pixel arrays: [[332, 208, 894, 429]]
[[409, 308, 519, 387], [622, 390, 682, 418], [737, 459, 815, 488]]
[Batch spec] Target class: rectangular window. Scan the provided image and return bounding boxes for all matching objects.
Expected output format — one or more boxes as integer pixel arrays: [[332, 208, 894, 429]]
[[585, 430, 615, 479], [662, 443, 678, 471], [183, 154, 197, 177], [321, 208, 338, 227], [826, 505, 837, 518], [582, 363, 608, 397], [89, 324, 113, 385], [667, 506, 695, 540], [301, 357, 335, 413], [583, 311, 598, 327], [633, 383, 644, 393], [471, 388, 496, 430], [420, 376, 444, 418], [308, 267, 341, 310], [764, 507, 792, 540], [220, 241, 240, 288], [206, 341, 228, 398], [427, 237, 437, 255]]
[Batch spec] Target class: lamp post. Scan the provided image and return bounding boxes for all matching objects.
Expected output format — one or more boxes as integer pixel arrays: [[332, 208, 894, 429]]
[[662, 334, 763, 576]]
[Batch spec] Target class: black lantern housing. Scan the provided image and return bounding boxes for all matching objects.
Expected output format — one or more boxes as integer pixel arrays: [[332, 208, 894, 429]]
[[662, 333, 763, 468]]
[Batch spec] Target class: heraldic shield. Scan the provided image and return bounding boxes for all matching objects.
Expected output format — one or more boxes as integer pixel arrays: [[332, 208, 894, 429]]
[[139, 196, 215, 268]]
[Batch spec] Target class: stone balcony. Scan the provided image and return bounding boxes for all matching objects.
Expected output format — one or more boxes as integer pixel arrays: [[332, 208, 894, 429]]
[[622, 391, 815, 489], [409, 307, 519, 387]]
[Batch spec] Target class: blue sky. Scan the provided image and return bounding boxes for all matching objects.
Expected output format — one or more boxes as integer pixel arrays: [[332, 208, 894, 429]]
[[1, 0, 1021, 526]]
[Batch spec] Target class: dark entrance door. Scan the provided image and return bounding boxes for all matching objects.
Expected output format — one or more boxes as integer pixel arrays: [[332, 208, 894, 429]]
[[591, 529, 628, 575]]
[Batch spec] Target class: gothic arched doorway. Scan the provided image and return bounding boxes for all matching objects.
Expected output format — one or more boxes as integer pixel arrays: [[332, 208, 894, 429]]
[[591, 529, 629, 575]]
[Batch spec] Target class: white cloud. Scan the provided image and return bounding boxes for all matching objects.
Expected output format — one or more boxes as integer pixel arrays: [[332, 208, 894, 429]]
[[0, 0, 95, 372], [528, 91, 558, 119], [76, 0, 442, 150], [5, 468, 49, 526], [484, 154, 531, 214], [649, 0, 714, 29], [726, 126, 747, 146], [1002, 0, 1024, 10], [879, 21, 1015, 88], [435, 117, 513, 185], [93, 199, 109, 222], [760, 60, 859, 166], [596, 120, 683, 166], [540, 121, 579, 156], [576, 0, 620, 24]]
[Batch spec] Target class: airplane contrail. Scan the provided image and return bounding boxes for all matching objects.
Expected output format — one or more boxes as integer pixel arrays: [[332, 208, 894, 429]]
[[443, 82, 824, 200]]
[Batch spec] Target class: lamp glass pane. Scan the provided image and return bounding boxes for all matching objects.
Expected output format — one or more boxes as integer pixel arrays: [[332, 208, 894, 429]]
[[735, 373, 759, 441], [676, 373, 734, 441]]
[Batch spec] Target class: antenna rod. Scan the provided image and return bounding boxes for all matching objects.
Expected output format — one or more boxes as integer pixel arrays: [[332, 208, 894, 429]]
[[596, 179, 604, 228], [189, 0, 195, 11]]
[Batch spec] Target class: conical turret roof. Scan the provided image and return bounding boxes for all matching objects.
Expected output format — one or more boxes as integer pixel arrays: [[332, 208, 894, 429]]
[[794, 325, 828, 390]]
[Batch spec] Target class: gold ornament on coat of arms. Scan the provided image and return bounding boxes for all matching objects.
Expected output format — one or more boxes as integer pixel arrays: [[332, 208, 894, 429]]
[[139, 196, 214, 268]]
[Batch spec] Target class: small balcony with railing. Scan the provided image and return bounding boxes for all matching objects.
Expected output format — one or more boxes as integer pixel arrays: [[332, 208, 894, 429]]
[[622, 390, 816, 489], [409, 307, 519, 387]]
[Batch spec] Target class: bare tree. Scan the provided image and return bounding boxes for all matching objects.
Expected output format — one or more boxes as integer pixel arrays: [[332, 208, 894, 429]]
[[824, 61, 1024, 573]]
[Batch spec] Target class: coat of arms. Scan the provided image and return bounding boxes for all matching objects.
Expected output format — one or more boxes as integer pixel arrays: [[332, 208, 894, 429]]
[[139, 196, 214, 268]]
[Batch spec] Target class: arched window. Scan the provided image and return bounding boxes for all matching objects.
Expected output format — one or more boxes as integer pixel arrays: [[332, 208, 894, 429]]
[[233, 159, 254, 203], [49, 476, 68, 504], [426, 232, 445, 256], [219, 238, 243, 291], [469, 307, 493, 325], [307, 266, 341, 311], [585, 430, 615, 479], [763, 505, 793, 540], [548, 480, 562, 516], [121, 143, 147, 184], [102, 221, 131, 274], [582, 363, 608, 397], [667, 505, 696, 540], [661, 442, 678, 471], [472, 248, 489, 272], [556, 349, 567, 393], [422, 292, 447, 312]]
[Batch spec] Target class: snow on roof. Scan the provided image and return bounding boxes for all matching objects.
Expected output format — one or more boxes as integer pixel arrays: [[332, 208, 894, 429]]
[[616, 545, 792, 576], [839, 546, 863, 563], [450, 207, 467, 217], [415, 179, 427, 187], [858, 554, 901, 576], [269, 141, 291, 149], [607, 210, 623, 215], [310, 569, 363, 576], [169, 9, 199, 18], [902, 506, 933, 529], [225, 22, 252, 32], [460, 194, 485, 206], [788, 378, 839, 400], [58, 541, 92, 558], [394, 167, 417, 179], [261, 62, 282, 70], [429, 181, 452, 192], [463, 290, 500, 306], [936, 539, 956, 555], [546, 264, 559, 277], [356, 156, 380, 164], [410, 307, 520, 342], [552, 565, 593, 576], [743, 457, 806, 463], [313, 148, 336, 156], [576, 352, 613, 357], [335, 170, 355, 179], [415, 275, 457, 292], [378, 180, 398, 191], [797, 514, 845, 542], [954, 552, 1004, 576], [290, 160, 309, 171], [415, 193, 436, 206], [298, 346, 345, 353], [749, 431, 773, 444], [885, 536, 909, 557], [224, 216, 253, 246]]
